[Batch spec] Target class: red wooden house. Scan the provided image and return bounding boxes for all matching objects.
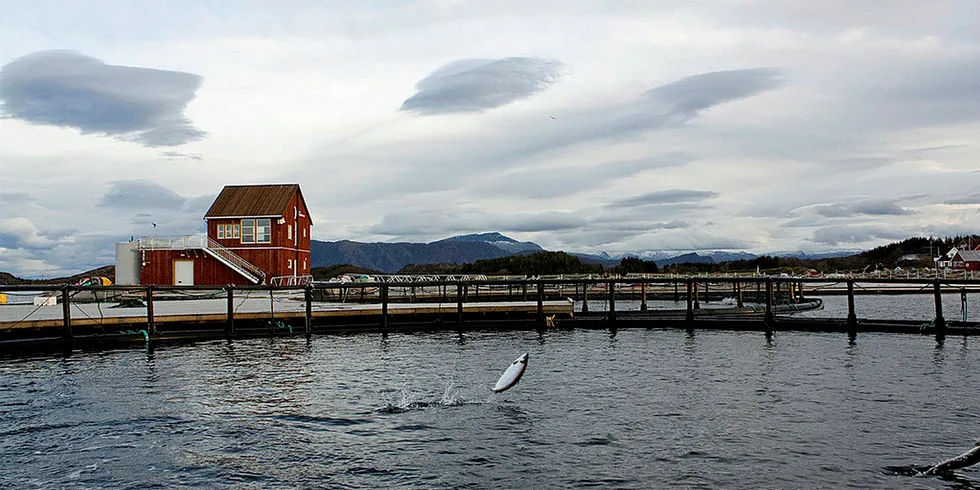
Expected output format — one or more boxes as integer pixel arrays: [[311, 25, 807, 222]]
[[138, 184, 313, 286], [945, 248, 980, 271]]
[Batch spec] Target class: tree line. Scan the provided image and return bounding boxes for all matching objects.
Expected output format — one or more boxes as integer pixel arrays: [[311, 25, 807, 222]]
[[312, 235, 979, 278]]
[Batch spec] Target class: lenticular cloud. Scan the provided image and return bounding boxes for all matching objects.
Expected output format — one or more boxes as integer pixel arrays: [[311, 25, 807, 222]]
[[400, 57, 566, 115], [0, 50, 206, 147]]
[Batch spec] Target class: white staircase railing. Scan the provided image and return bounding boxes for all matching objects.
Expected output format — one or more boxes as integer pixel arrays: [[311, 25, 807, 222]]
[[204, 237, 267, 284]]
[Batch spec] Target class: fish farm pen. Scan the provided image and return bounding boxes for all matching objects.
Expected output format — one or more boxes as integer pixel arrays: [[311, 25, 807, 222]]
[[1, 276, 979, 354]]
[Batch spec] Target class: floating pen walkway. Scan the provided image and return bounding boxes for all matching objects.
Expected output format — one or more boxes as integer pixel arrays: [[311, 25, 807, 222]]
[[1, 276, 979, 353]]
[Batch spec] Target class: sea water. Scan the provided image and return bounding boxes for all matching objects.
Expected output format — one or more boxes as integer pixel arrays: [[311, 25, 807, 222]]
[[1, 324, 978, 489]]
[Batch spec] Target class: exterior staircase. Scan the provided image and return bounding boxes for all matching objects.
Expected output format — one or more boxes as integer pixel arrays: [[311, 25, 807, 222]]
[[140, 235, 267, 284], [203, 237, 267, 284]]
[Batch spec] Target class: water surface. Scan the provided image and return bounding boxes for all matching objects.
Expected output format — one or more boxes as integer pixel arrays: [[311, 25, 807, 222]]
[[1, 328, 977, 488]]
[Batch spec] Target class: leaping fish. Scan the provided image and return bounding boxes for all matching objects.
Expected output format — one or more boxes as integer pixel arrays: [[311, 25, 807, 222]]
[[492, 353, 528, 393]]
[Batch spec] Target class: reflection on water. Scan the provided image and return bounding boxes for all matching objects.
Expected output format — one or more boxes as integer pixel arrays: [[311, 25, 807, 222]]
[[1, 328, 978, 489]]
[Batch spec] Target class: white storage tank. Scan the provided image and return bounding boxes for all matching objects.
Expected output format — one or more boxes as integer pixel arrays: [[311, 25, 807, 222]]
[[115, 242, 141, 285]]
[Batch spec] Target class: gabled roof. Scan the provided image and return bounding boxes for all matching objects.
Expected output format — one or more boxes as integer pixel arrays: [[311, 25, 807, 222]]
[[204, 184, 310, 222], [955, 250, 980, 262]]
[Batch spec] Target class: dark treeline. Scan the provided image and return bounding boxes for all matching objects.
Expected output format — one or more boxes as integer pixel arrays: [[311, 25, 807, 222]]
[[400, 251, 602, 276], [662, 236, 978, 275], [317, 236, 979, 278]]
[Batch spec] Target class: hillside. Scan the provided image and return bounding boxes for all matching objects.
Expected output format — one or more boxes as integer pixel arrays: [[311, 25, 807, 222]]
[[0, 265, 115, 286], [310, 239, 513, 273]]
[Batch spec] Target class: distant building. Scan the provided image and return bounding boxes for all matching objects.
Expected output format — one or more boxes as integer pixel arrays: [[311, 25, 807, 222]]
[[939, 247, 980, 271], [132, 184, 313, 286]]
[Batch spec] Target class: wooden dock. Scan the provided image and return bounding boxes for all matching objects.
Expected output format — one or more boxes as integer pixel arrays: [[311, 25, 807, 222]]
[[2, 275, 979, 353]]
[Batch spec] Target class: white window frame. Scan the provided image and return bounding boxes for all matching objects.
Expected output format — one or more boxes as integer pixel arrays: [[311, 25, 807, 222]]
[[256, 218, 271, 243], [241, 219, 255, 243]]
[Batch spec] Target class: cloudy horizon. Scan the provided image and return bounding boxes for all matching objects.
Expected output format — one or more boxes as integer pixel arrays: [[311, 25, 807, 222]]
[[2, 1, 979, 278]]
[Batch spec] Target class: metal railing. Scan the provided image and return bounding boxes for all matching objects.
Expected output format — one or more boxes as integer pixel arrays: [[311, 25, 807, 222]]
[[204, 237, 267, 283], [138, 235, 267, 284], [140, 235, 208, 250], [270, 275, 313, 287]]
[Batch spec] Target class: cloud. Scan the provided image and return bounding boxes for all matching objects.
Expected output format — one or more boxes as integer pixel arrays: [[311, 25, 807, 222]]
[[98, 180, 187, 210], [812, 199, 914, 218], [810, 225, 908, 245], [367, 209, 586, 238], [0, 192, 32, 204], [159, 151, 203, 161], [475, 153, 696, 199], [0, 50, 205, 147], [642, 68, 784, 122], [944, 194, 980, 205], [400, 57, 566, 115], [607, 189, 719, 208]]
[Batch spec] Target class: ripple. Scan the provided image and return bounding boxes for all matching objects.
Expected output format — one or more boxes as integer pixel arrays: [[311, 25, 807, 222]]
[[1, 330, 979, 488]]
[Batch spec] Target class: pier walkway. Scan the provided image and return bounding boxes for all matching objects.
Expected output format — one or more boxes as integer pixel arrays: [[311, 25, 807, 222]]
[[1, 275, 979, 353]]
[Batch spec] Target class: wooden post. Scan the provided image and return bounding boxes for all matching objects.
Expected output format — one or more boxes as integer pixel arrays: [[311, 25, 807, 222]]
[[797, 281, 804, 301], [607, 279, 616, 322], [537, 280, 545, 325], [962, 288, 968, 322], [522, 282, 528, 301], [61, 287, 72, 345], [304, 285, 312, 336], [269, 285, 275, 335], [640, 282, 648, 312], [704, 281, 709, 304], [456, 281, 464, 327], [934, 280, 946, 336], [226, 286, 235, 336], [381, 284, 389, 329], [146, 286, 155, 337], [674, 281, 679, 302], [582, 281, 590, 314], [736, 281, 744, 308], [764, 278, 774, 329], [693, 280, 700, 310], [685, 279, 694, 325], [846, 279, 857, 335]]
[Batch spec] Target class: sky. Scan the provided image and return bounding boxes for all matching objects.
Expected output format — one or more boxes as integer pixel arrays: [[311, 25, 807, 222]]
[[1, 1, 980, 278]]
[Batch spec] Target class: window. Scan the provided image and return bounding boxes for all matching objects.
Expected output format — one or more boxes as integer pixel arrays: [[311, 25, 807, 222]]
[[217, 224, 237, 239], [256, 219, 271, 243], [287, 259, 293, 270], [241, 219, 255, 243], [303, 227, 307, 238], [302, 259, 307, 270], [240, 219, 271, 244], [287, 224, 292, 240]]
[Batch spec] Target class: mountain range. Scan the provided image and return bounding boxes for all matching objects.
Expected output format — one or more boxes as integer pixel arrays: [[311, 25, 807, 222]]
[[310, 232, 858, 273]]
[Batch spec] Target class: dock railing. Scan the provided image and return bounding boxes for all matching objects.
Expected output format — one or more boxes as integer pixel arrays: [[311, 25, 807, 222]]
[[2, 276, 980, 352]]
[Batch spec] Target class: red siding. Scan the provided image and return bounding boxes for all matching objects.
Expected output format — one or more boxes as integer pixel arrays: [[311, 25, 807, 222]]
[[139, 250, 254, 286], [140, 186, 312, 285]]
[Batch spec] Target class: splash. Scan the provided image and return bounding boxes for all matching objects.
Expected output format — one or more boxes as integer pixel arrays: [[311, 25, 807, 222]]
[[377, 381, 479, 413]]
